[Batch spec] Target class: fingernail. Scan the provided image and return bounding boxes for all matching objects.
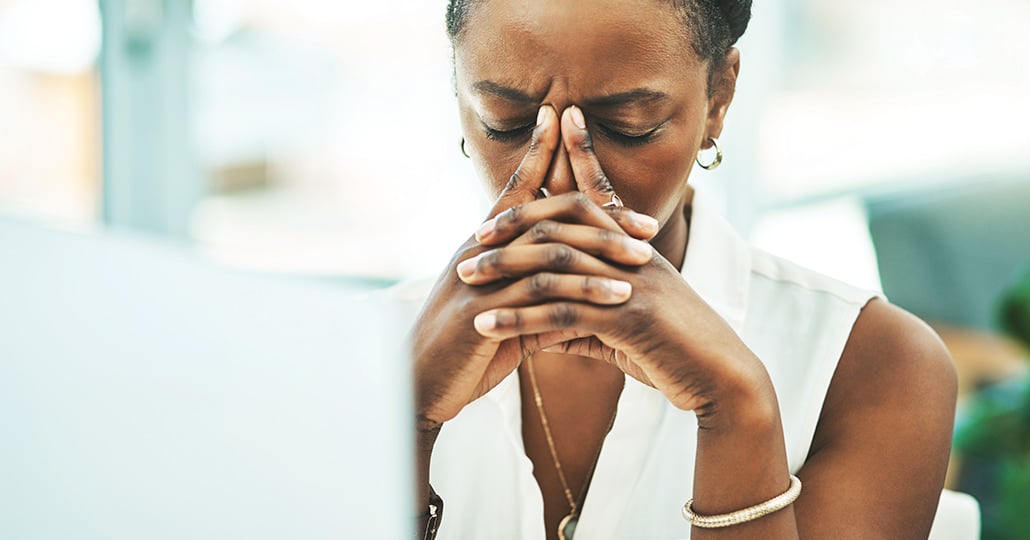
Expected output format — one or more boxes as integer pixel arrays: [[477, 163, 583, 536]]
[[475, 219, 496, 241], [610, 280, 632, 298], [474, 312, 497, 333], [627, 238, 653, 260], [569, 105, 586, 130], [457, 257, 477, 279], [537, 106, 549, 127]]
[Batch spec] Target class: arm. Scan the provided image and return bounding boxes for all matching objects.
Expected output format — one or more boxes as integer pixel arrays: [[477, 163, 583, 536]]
[[793, 299, 957, 537], [688, 299, 956, 538], [472, 108, 957, 536]]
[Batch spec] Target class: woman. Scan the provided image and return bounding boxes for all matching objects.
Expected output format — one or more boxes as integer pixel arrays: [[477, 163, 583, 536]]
[[412, 0, 957, 538]]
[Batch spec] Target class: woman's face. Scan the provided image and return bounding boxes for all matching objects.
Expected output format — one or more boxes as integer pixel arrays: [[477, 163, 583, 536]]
[[454, 0, 737, 235]]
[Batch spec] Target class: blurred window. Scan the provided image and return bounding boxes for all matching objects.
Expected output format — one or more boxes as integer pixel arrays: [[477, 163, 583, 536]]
[[2, 0, 1027, 285], [755, 0, 1030, 203], [0, 0, 102, 224], [187, 0, 482, 279]]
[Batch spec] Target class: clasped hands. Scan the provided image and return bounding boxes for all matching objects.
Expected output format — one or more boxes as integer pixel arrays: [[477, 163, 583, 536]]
[[413, 105, 768, 433]]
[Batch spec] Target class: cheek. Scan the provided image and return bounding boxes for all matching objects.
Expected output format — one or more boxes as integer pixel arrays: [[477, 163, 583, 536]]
[[459, 111, 525, 199], [597, 138, 696, 221], [474, 148, 525, 200]]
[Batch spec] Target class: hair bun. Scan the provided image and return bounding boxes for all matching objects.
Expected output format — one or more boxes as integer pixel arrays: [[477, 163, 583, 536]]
[[717, 0, 752, 43]]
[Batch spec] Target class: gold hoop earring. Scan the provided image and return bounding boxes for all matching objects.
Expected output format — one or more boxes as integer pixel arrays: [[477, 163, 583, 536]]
[[460, 138, 470, 159], [696, 137, 723, 171]]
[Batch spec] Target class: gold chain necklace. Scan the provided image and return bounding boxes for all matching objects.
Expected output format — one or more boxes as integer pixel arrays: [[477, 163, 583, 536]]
[[526, 355, 617, 540]]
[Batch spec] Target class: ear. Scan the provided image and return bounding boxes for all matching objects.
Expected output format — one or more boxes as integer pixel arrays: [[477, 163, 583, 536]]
[[703, 48, 741, 148]]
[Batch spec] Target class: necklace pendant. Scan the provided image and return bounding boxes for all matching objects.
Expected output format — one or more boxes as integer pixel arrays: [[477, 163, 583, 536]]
[[558, 512, 578, 540]]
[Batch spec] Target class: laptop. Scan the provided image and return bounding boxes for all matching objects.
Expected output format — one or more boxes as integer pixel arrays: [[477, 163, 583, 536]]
[[0, 218, 412, 539]]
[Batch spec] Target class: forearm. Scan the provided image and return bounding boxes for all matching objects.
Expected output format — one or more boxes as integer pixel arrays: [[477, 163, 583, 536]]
[[690, 371, 799, 539]]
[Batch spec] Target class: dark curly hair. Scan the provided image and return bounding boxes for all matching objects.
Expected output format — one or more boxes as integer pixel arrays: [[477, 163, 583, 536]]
[[445, 0, 752, 75]]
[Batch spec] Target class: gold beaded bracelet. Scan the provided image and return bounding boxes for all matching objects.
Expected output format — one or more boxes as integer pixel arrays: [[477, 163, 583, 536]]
[[682, 475, 802, 529]]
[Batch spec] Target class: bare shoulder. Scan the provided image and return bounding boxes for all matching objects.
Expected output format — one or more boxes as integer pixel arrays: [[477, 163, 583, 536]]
[[795, 298, 958, 538], [823, 298, 957, 426]]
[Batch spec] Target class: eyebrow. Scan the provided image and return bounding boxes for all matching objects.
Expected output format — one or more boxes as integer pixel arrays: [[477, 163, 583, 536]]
[[472, 81, 538, 104], [584, 89, 669, 108], [472, 80, 669, 108]]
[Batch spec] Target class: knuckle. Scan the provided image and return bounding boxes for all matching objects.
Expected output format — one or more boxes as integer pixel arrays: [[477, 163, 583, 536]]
[[528, 220, 557, 242], [477, 250, 502, 275], [495, 310, 522, 330], [591, 172, 613, 193], [625, 299, 651, 322], [528, 273, 557, 298], [549, 303, 579, 328], [506, 171, 522, 191], [455, 296, 477, 318], [571, 192, 593, 214], [597, 227, 619, 246], [580, 276, 604, 298], [547, 244, 577, 270], [576, 131, 595, 153], [527, 130, 542, 153], [497, 204, 523, 234]]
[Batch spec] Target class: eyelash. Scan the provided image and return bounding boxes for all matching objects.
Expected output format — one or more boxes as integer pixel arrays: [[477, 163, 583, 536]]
[[484, 124, 534, 142], [596, 124, 661, 147], [482, 121, 661, 147]]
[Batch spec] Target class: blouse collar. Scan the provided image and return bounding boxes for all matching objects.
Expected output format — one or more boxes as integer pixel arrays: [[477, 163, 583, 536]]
[[679, 186, 752, 335]]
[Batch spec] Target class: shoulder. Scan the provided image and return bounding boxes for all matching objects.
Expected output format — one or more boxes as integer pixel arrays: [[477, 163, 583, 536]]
[[827, 298, 957, 429], [816, 298, 958, 454]]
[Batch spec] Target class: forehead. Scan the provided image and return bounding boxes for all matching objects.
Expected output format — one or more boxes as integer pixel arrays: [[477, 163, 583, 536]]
[[454, 0, 704, 100]]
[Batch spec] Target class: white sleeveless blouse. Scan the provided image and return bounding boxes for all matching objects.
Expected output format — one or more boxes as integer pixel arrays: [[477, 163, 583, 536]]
[[425, 189, 880, 539]]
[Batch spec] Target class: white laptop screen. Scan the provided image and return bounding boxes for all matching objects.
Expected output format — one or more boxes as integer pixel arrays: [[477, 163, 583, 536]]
[[0, 219, 411, 540]]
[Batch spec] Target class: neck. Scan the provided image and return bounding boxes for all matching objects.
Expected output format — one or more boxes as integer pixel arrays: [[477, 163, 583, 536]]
[[649, 185, 694, 272]]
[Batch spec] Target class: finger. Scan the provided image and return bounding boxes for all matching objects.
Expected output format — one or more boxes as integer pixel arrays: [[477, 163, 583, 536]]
[[547, 105, 660, 239], [477, 191, 657, 245], [540, 338, 657, 388], [490, 272, 633, 307], [508, 220, 653, 266], [601, 205, 660, 241], [485, 105, 561, 220], [479, 192, 615, 243], [561, 105, 616, 204], [456, 243, 617, 286], [508, 328, 596, 358], [473, 302, 612, 340], [558, 106, 660, 241]]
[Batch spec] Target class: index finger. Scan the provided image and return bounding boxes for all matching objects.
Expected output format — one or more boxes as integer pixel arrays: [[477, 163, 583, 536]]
[[561, 105, 618, 207], [486, 105, 561, 220], [557, 105, 659, 240]]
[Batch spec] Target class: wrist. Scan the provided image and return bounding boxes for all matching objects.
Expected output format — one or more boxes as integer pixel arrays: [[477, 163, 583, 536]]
[[696, 357, 779, 434], [415, 425, 440, 512], [691, 363, 792, 521], [417, 425, 441, 457]]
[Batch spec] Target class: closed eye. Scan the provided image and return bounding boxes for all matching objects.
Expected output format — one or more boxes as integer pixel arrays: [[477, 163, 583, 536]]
[[483, 122, 535, 142], [596, 123, 663, 147]]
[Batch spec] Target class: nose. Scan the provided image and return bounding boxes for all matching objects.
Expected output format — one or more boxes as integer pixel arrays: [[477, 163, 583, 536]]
[[542, 134, 575, 196]]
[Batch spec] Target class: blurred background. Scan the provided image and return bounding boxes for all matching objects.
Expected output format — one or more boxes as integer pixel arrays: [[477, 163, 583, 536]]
[[1, 0, 1028, 536]]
